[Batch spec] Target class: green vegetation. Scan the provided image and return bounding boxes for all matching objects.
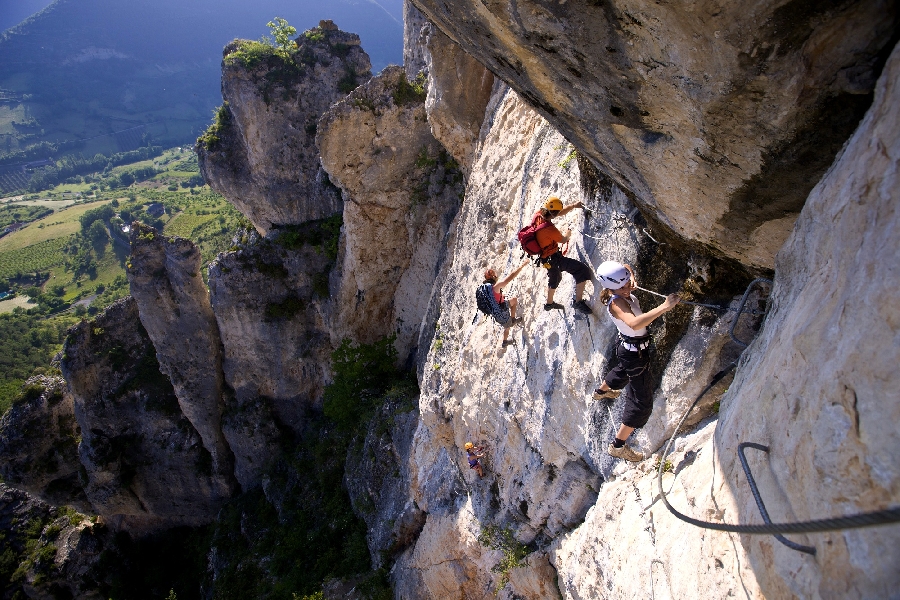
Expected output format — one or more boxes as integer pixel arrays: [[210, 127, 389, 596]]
[[323, 335, 408, 430], [0, 204, 52, 229], [0, 147, 243, 415], [0, 506, 79, 594], [0, 310, 78, 413], [268, 18, 298, 58], [196, 104, 232, 151], [477, 525, 531, 594], [559, 147, 577, 170], [274, 213, 342, 261], [392, 72, 427, 106]]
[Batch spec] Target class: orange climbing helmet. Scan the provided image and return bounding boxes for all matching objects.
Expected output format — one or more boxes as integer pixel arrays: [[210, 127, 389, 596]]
[[464, 442, 474, 450], [543, 196, 563, 213]]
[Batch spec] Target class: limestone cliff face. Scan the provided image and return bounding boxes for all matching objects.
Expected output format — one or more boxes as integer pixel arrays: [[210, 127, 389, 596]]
[[422, 25, 494, 176], [408, 0, 899, 268], [127, 223, 236, 494], [317, 65, 463, 360], [713, 42, 900, 598], [207, 228, 336, 488], [0, 375, 87, 511], [393, 85, 760, 598], [198, 21, 372, 234], [61, 298, 230, 531]]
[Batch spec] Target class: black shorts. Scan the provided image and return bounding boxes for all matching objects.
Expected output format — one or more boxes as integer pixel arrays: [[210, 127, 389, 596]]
[[546, 251, 592, 289], [604, 343, 654, 428]]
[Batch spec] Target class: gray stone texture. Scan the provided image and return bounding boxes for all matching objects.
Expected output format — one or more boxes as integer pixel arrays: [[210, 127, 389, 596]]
[[409, 0, 899, 268]]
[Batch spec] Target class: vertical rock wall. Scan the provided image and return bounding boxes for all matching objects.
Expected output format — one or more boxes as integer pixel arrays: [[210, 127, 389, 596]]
[[127, 223, 236, 492], [317, 65, 463, 360], [198, 22, 372, 234], [61, 298, 231, 531], [396, 84, 759, 598], [714, 41, 900, 599], [208, 231, 336, 489]]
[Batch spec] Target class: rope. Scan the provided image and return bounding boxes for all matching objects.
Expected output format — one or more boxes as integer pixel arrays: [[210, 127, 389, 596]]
[[656, 365, 900, 535], [634, 286, 768, 315]]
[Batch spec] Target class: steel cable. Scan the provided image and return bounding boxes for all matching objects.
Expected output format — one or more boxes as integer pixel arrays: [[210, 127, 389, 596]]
[[657, 364, 900, 534]]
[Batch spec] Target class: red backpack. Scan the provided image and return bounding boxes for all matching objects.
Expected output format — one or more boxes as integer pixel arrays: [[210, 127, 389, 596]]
[[517, 217, 554, 259]]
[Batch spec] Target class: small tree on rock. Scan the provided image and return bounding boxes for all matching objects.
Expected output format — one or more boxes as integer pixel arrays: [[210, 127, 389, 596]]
[[267, 17, 297, 58]]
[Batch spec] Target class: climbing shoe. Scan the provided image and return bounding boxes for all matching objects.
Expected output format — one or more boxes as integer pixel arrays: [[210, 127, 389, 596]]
[[573, 300, 593, 314], [544, 302, 564, 311], [608, 443, 643, 462], [501, 339, 515, 348], [592, 388, 621, 402]]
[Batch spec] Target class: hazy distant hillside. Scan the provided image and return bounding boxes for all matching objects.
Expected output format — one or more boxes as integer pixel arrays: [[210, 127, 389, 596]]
[[0, 0, 402, 163]]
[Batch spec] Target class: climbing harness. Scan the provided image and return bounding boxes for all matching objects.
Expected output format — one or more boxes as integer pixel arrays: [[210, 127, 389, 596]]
[[656, 278, 900, 546]]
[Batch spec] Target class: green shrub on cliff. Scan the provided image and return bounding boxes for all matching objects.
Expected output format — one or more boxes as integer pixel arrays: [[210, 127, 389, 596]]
[[196, 103, 231, 151], [323, 336, 399, 430]]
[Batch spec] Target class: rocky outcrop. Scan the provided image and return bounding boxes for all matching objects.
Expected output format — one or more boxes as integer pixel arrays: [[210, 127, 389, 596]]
[[423, 25, 494, 176], [0, 375, 88, 511], [198, 22, 372, 234], [713, 41, 900, 598], [344, 396, 423, 569], [61, 297, 230, 531], [403, 0, 429, 79], [317, 65, 464, 361], [0, 484, 106, 599], [409, 0, 899, 268], [208, 226, 336, 488], [127, 223, 236, 494]]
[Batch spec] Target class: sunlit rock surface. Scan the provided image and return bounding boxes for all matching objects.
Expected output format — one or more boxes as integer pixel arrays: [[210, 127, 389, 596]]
[[198, 22, 371, 234], [317, 64, 463, 361]]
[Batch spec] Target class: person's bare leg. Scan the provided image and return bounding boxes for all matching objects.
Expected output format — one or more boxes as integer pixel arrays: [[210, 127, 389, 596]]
[[574, 280, 587, 302], [546, 287, 555, 304], [503, 298, 518, 342], [598, 381, 612, 392], [615, 424, 635, 441]]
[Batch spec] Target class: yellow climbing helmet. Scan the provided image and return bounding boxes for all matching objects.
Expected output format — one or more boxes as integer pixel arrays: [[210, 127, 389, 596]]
[[544, 196, 563, 212], [464, 442, 474, 450]]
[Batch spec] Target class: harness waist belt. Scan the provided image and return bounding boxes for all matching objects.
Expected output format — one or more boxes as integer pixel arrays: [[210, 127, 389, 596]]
[[619, 333, 651, 351]]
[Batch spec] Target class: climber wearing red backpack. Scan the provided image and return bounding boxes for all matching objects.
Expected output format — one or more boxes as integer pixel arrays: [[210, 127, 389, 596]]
[[525, 196, 593, 314]]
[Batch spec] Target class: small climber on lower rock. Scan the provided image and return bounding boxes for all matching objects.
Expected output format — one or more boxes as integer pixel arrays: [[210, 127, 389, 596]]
[[592, 260, 680, 462], [465, 442, 486, 477], [528, 196, 594, 314]]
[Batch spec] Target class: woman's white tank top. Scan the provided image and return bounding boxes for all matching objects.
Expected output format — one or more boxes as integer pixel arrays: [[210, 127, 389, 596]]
[[607, 294, 648, 337]]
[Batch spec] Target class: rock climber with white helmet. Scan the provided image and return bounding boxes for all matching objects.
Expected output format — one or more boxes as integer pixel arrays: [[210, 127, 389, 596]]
[[592, 260, 680, 462], [530, 196, 594, 314]]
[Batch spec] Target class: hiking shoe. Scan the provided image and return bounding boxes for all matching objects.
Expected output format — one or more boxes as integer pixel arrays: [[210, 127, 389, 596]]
[[573, 299, 593, 314], [608, 443, 643, 462], [544, 302, 564, 311], [503, 316, 524, 328], [592, 388, 621, 402]]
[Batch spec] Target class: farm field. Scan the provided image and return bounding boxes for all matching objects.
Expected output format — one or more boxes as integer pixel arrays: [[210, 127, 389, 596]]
[[0, 145, 247, 414]]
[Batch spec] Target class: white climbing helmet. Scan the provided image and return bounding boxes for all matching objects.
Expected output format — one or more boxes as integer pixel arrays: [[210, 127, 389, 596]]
[[597, 260, 629, 289]]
